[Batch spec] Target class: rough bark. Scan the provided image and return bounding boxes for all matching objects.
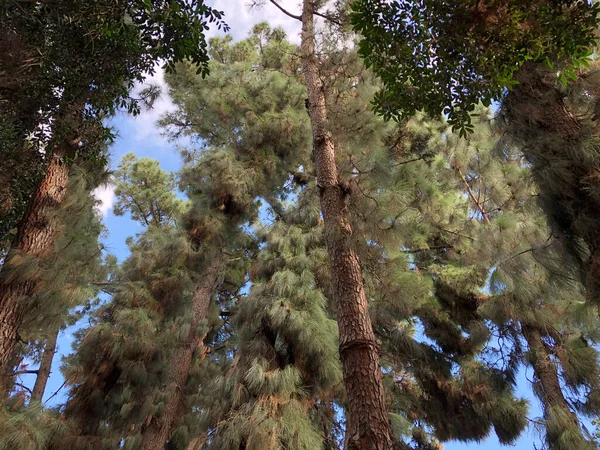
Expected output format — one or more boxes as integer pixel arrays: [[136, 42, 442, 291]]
[[523, 326, 573, 414], [299, 2, 394, 449], [186, 435, 206, 450], [0, 131, 76, 392], [30, 325, 59, 403], [140, 261, 219, 450], [522, 325, 590, 448]]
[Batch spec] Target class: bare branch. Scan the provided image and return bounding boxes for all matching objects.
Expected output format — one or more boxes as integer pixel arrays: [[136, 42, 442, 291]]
[[14, 382, 33, 395], [44, 380, 67, 405], [14, 369, 39, 376], [455, 166, 492, 225], [268, 0, 301, 20], [313, 9, 341, 26]]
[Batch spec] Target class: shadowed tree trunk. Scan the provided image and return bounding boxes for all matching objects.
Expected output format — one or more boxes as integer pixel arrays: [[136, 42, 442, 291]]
[[299, 1, 394, 449], [140, 261, 219, 450], [521, 325, 592, 448], [503, 62, 600, 304], [0, 119, 79, 392], [31, 325, 59, 403]]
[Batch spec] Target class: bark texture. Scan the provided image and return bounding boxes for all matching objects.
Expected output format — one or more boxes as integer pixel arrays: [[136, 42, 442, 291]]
[[140, 261, 219, 450], [0, 137, 74, 392], [299, 2, 394, 449], [31, 325, 59, 403], [522, 326, 590, 447]]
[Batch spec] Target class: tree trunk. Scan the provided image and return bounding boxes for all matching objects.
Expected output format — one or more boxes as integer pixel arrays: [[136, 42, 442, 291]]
[[507, 63, 581, 140], [30, 325, 59, 403], [0, 133, 75, 393], [504, 63, 600, 304], [522, 325, 591, 448], [299, 2, 394, 449], [140, 261, 219, 450], [186, 435, 206, 450]]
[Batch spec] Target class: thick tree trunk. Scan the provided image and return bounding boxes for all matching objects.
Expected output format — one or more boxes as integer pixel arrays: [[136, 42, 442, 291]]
[[504, 63, 600, 303], [299, 2, 394, 449], [0, 136, 75, 393], [507, 63, 581, 140], [522, 325, 590, 448], [30, 325, 59, 403], [140, 261, 219, 450]]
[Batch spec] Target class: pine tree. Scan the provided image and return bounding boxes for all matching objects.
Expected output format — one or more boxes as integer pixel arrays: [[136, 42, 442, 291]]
[[347, 3, 600, 442], [319, 69, 532, 445], [384, 110, 600, 449], [294, 2, 396, 447], [501, 60, 600, 306], [165, 22, 546, 448], [22, 161, 108, 404], [200, 191, 343, 450], [55, 154, 205, 448], [0, 159, 106, 448], [16, 12, 600, 450], [59, 24, 314, 444], [0, 0, 228, 383]]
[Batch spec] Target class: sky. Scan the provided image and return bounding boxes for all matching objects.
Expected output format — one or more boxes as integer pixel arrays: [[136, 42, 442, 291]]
[[17, 1, 581, 448]]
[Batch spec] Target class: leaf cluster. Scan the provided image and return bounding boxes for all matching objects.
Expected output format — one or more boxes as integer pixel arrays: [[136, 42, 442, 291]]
[[350, 0, 599, 136]]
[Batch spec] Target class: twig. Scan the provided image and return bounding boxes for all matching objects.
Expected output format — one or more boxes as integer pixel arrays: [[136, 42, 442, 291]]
[[14, 382, 33, 395], [44, 380, 67, 405], [433, 225, 474, 242], [455, 166, 491, 225], [349, 154, 374, 174], [392, 156, 426, 166], [13, 369, 39, 376], [403, 245, 453, 253]]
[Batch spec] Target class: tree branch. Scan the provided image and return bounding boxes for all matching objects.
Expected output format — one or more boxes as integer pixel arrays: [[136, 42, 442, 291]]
[[392, 155, 427, 166], [44, 380, 66, 404], [403, 244, 453, 253], [269, 0, 301, 20], [14, 369, 39, 376], [14, 382, 33, 395], [455, 167, 491, 225], [313, 9, 341, 26]]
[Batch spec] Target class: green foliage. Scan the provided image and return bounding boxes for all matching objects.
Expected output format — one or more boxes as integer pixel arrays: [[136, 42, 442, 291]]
[[501, 60, 600, 306], [2, 0, 228, 118], [545, 405, 596, 450], [0, 157, 107, 407], [0, 0, 229, 251], [350, 0, 599, 135], [59, 186, 200, 448], [21, 18, 600, 450], [349, 103, 600, 447], [0, 141, 45, 252], [0, 401, 64, 450], [113, 153, 187, 227], [58, 27, 315, 448], [203, 193, 342, 450]]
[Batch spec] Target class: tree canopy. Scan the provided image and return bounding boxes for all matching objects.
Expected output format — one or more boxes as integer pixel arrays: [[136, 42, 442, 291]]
[[2, 2, 600, 450], [350, 0, 600, 135]]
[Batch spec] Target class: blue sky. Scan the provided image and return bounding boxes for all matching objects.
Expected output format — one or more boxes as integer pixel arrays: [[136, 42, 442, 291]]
[[16, 1, 588, 448]]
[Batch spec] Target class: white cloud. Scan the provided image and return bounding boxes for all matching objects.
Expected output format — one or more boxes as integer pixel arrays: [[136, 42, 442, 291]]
[[93, 184, 116, 217]]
